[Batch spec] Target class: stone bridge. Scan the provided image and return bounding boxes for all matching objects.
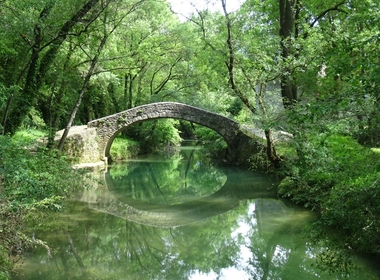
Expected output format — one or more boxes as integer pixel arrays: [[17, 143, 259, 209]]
[[85, 102, 262, 165]]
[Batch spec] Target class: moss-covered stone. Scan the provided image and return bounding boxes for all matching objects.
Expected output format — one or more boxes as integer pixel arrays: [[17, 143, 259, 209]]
[[54, 126, 101, 164]]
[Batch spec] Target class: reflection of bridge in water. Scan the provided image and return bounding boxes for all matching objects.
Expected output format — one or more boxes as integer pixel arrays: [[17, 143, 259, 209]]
[[80, 168, 282, 228], [79, 168, 301, 279]]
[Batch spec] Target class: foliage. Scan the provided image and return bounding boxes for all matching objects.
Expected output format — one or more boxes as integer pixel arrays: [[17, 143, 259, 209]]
[[122, 119, 182, 155], [274, 0, 380, 254], [278, 102, 380, 255], [10, 129, 47, 147], [226, 97, 243, 116], [1, 139, 78, 207], [321, 176, 380, 256], [0, 201, 19, 279], [109, 136, 140, 161], [0, 131, 83, 278], [192, 124, 227, 158], [248, 144, 274, 172]]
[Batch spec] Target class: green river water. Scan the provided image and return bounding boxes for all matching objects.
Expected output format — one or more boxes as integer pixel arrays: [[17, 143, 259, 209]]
[[14, 145, 380, 279]]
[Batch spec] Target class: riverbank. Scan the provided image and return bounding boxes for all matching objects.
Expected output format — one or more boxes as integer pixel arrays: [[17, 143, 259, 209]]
[[277, 134, 380, 259], [0, 131, 85, 279]]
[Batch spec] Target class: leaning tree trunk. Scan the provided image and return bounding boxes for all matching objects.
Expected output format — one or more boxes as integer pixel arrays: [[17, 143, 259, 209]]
[[57, 54, 100, 151], [57, 0, 135, 149], [57, 29, 109, 150]]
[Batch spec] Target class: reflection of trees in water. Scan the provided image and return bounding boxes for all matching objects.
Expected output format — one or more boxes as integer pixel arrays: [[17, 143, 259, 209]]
[[16, 198, 375, 280], [236, 201, 357, 280], [17, 201, 241, 279], [246, 217, 309, 280], [108, 151, 226, 205], [124, 221, 166, 276], [16, 166, 378, 279]]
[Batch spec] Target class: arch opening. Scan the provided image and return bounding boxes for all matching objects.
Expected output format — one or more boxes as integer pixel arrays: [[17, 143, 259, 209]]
[[87, 102, 254, 165], [106, 118, 229, 163]]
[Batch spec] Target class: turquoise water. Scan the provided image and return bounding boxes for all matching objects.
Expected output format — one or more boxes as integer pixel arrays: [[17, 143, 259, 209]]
[[14, 146, 380, 279]]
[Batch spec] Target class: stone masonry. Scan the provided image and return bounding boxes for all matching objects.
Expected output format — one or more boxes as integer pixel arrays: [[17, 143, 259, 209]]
[[87, 102, 261, 165]]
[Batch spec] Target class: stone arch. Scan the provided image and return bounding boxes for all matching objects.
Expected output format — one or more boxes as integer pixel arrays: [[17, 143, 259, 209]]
[[87, 102, 252, 164]]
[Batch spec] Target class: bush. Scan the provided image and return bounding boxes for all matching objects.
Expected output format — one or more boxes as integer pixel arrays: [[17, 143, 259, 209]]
[[192, 125, 227, 158], [279, 133, 380, 257], [1, 138, 78, 207], [122, 119, 182, 155], [321, 176, 380, 256], [280, 134, 378, 205], [0, 133, 83, 277], [110, 137, 140, 161]]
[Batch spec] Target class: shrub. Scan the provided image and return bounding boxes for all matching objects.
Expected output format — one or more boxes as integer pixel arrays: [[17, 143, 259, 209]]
[[321, 176, 380, 256], [192, 125, 227, 158], [0, 132, 83, 277], [110, 137, 140, 161], [279, 133, 380, 257], [122, 119, 182, 154]]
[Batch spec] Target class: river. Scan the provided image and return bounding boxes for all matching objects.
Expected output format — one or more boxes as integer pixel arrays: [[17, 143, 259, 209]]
[[13, 144, 380, 279]]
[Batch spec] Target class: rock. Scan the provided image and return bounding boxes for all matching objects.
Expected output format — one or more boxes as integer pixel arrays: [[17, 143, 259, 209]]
[[54, 126, 103, 166]]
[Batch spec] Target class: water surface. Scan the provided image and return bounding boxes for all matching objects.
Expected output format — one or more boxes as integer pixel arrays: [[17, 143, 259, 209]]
[[14, 146, 380, 279]]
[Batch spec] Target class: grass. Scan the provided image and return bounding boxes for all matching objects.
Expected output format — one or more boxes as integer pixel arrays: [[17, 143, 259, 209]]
[[11, 129, 47, 145]]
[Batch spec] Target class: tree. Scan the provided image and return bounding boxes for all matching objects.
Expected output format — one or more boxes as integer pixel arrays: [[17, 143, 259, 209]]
[[58, 0, 149, 150], [2, 0, 103, 135], [105, 1, 187, 109], [276, 0, 380, 257], [277, 0, 349, 108], [184, 0, 283, 167], [279, 0, 298, 107]]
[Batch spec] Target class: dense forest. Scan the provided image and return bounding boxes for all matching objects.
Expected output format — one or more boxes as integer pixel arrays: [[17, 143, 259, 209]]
[[1, 0, 380, 278]]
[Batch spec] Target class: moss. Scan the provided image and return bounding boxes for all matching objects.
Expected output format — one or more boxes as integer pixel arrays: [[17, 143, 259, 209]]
[[53, 126, 100, 164]]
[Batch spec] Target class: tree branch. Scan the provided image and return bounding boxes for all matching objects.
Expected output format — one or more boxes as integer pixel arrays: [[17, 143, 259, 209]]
[[309, 0, 347, 29], [221, 0, 256, 114]]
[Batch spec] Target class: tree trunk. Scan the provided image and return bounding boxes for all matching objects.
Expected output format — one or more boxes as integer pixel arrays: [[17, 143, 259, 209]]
[[57, 0, 122, 150], [1, 90, 14, 135], [108, 82, 120, 113], [4, 4, 50, 134], [4, 0, 101, 135], [57, 53, 100, 150], [124, 73, 129, 109], [279, 0, 298, 108], [46, 44, 75, 147], [57, 32, 109, 150], [221, 0, 281, 168], [265, 128, 281, 168]]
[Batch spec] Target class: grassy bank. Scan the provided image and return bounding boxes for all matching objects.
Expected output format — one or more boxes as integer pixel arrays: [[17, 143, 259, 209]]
[[278, 134, 380, 260]]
